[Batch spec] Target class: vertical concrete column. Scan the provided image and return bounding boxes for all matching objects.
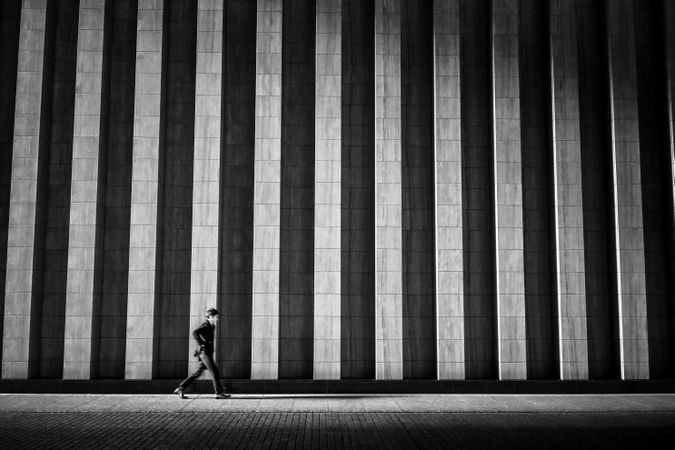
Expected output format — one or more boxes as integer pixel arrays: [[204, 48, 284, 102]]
[[189, 0, 222, 363], [251, 0, 282, 379], [668, 3, 675, 352], [666, 1, 675, 253], [0, 1, 22, 371], [124, 0, 164, 379], [605, 0, 649, 380], [374, 0, 403, 380], [549, 0, 588, 380], [667, 4, 675, 371], [313, 0, 341, 380], [433, 0, 464, 380], [1, 0, 50, 379], [491, 0, 527, 380], [63, 0, 109, 379]]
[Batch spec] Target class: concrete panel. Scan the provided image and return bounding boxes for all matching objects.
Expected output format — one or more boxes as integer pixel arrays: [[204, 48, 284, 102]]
[[188, 0, 222, 372], [63, 0, 109, 380], [549, 0, 588, 380], [375, 0, 403, 380], [251, 0, 282, 380], [125, 0, 164, 380], [2, 0, 50, 379], [491, 0, 526, 380], [433, 0, 463, 380], [314, 0, 340, 380], [605, 0, 649, 380]]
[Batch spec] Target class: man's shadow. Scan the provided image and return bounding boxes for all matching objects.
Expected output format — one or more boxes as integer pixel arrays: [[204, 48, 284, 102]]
[[186, 395, 375, 400]]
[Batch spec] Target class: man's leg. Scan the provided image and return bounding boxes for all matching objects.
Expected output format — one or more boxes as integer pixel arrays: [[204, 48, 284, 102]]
[[200, 352, 225, 395], [177, 361, 206, 392]]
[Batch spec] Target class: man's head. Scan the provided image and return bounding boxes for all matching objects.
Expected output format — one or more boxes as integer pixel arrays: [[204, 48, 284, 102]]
[[206, 308, 219, 325]]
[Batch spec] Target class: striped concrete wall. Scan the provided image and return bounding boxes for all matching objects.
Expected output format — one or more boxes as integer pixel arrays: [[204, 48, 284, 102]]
[[1, 0, 673, 381]]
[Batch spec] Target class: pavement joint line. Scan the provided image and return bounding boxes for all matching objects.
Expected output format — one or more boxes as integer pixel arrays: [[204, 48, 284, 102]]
[[6, 410, 675, 414]]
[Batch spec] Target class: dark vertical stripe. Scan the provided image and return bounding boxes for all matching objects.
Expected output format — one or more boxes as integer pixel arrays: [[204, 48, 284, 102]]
[[634, 0, 675, 378], [39, 0, 80, 378], [98, 0, 137, 380], [279, 0, 315, 379], [518, 0, 557, 380], [401, 0, 436, 380], [666, 0, 675, 380], [88, 0, 113, 379], [219, 0, 256, 380], [28, 0, 57, 378], [577, 0, 619, 380], [341, 0, 375, 380], [460, 0, 496, 380], [157, 0, 196, 379]]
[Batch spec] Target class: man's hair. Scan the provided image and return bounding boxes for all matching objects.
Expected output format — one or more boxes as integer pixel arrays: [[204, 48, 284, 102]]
[[206, 308, 219, 317]]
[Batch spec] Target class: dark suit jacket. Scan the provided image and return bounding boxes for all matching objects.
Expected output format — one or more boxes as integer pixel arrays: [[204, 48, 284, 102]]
[[193, 321, 215, 354]]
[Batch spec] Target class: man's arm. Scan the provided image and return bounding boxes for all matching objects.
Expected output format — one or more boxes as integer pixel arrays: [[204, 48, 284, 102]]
[[192, 322, 209, 347]]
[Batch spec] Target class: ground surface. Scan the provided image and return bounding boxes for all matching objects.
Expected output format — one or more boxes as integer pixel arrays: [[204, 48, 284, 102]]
[[1, 393, 674, 449]]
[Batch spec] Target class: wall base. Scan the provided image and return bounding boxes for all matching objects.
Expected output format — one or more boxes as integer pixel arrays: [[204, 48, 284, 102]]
[[1, 379, 674, 395]]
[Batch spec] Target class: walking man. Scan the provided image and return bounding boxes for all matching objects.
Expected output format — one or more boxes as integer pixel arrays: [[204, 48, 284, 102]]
[[174, 308, 230, 399]]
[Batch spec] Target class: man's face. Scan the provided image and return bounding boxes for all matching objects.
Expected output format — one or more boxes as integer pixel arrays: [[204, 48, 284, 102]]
[[208, 314, 219, 325]]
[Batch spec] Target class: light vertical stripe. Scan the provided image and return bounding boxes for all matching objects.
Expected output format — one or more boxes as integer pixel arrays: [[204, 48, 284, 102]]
[[549, 0, 588, 380], [251, 0, 283, 380], [189, 0, 223, 368], [314, 0, 341, 380], [491, 0, 527, 380], [433, 0, 464, 380], [1, 0, 50, 379], [374, 0, 403, 380], [124, 0, 164, 380], [63, 0, 109, 379]]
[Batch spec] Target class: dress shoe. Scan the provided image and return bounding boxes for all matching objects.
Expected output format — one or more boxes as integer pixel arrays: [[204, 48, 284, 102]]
[[215, 393, 231, 399], [173, 388, 187, 399]]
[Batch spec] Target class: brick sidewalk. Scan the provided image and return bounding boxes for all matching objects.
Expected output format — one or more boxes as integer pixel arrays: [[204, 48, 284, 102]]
[[1, 394, 674, 449]]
